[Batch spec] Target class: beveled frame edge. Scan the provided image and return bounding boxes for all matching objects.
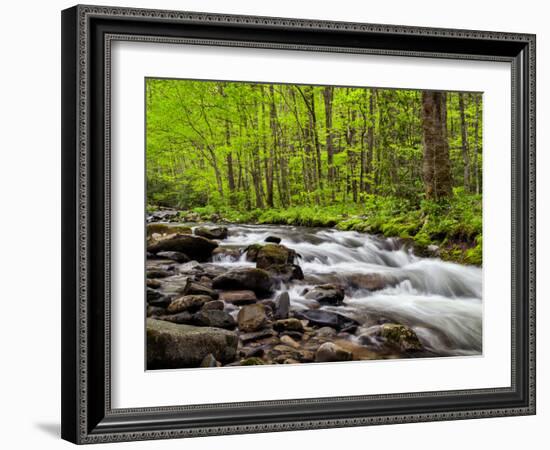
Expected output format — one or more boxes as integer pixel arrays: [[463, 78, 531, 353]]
[[61, 4, 536, 444]]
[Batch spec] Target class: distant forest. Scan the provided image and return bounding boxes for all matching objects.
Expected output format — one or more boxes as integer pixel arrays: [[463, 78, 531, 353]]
[[146, 79, 482, 210]]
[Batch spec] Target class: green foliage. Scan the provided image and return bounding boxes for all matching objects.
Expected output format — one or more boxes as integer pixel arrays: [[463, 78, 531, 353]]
[[146, 78, 483, 265]]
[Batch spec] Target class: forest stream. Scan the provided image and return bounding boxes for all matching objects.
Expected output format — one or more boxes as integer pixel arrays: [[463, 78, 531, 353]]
[[146, 220, 482, 369]]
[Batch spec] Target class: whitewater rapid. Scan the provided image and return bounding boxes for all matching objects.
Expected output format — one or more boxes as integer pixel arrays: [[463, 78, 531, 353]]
[[208, 224, 482, 357]]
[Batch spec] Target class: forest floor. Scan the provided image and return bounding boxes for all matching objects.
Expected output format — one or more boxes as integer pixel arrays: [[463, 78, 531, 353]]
[[149, 190, 482, 266]]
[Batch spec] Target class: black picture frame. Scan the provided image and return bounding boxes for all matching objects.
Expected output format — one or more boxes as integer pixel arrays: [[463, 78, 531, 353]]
[[61, 4, 536, 444]]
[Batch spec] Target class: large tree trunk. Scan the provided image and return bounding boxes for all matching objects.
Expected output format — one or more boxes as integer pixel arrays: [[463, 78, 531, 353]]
[[459, 93, 471, 192], [421, 91, 453, 200]]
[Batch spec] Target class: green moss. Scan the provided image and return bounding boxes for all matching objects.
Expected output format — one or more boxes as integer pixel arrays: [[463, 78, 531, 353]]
[[168, 189, 481, 266], [240, 357, 265, 365]]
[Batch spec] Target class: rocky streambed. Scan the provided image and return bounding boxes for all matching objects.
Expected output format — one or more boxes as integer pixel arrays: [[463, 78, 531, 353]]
[[146, 220, 482, 370]]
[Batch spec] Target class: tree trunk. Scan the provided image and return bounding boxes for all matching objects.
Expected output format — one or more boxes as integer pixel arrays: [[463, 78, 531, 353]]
[[473, 94, 481, 194], [366, 89, 375, 193], [323, 86, 335, 201], [421, 91, 453, 200], [459, 93, 471, 192]]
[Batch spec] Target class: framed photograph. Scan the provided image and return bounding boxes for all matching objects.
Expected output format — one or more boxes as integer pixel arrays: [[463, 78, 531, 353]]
[[61, 4, 536, 444]]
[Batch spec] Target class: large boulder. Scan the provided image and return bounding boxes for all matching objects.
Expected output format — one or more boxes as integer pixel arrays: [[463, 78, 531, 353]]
[[146, 319, 238, 369], [194, 226, 228, 240], [237, 304, 269, 332], [255, 244, 296, 269], [147, 235, 218, 262], [212, 268, 273, 296], [304, 284, 345, 305]]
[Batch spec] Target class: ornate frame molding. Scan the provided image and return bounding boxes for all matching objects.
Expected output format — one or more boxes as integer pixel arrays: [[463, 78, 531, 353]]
[[61, 4, 536, 444]]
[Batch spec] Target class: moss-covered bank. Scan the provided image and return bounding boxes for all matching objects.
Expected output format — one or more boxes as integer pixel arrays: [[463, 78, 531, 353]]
[[148, 189, 482, 266]]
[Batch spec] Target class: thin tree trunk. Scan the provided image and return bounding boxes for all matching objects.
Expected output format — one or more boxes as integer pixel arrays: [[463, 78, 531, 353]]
[[473, 94, 481, 194], [323, 86, 335, 201], [459, 92, 471, 192], [366, 89, 376, 193]]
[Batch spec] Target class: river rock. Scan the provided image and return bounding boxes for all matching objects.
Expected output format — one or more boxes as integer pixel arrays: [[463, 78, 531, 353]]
[[359, 323, 423, 352], [237, 304, 269, 332], [147, 305, 166, 317], [264, 236, 282, 244], [239, 328, 277, 343], [156, 251, 190, 263], [274, 291, 290, 319], [146, 278, 162, 289], [148, 209, 176, 222], [279, 330, 304, 341], [194, 226, 228, 240], [147, 223, 192, 237], [146, 269, 173, 279], [200, 354, 219, 367], [147, 293, 172, 308], [333, 339, 377, 360], [255, 244, 296, 269], [240, 357, 265, 365], [346, 273, 396, 291], [202, 300, 225, 311], [167, 295, 211, 314], [147, 235, 218, 262], [267, 264, 304, 282], [212, 247, 241, 261], [380, 323, 423, 351], [315, 326, 338, 339], [244, 244, 262, 261], [296, 310, 358, 330], [315, 342, 352, 363], [182, 279, 219, 299], [156, 311, 193, 324], [280, 335, 301, 348], [192, 309, 236, 329], [147, 319, 238, 368], [273, 318, 304, 333], [200, 264, 228, 279], [240, 346, 266, 358], [147, 287, 162, 302], [218, 290, 257, 305], [304, 284, 344, 305], [212, 268, 273, 296]]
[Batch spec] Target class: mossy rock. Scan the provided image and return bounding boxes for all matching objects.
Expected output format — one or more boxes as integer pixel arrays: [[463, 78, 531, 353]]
[[146, 319, 238, 369], [240, 357, 265, 365], [147, 223, 192, 237], [380, 323, 423, 352], [256, 244, 296, 269]]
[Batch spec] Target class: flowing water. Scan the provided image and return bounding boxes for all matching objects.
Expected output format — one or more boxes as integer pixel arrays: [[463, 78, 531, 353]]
[[207, 223, 482, 357]]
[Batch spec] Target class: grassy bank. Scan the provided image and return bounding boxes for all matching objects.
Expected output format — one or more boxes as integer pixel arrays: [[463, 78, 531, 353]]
[[148, 189, 482, 266]]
